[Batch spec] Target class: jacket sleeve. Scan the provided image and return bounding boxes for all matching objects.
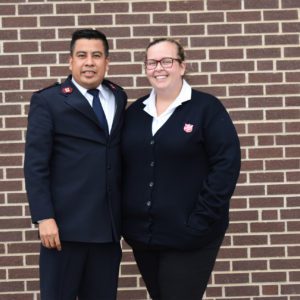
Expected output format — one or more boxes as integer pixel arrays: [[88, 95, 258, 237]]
[[24, 93, 55, 223], [187, 104, 241, 232]]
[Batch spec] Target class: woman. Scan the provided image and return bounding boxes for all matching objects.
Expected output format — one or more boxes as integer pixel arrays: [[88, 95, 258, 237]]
[[121, 38, 241, 300]]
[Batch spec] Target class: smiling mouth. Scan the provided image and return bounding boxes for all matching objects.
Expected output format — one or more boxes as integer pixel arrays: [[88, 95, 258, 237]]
[[155, 75, 168, 79], [82, 70, 96, 76]]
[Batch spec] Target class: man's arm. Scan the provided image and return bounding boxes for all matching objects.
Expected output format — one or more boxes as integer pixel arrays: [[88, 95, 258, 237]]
[[24, 92, 61, 250]]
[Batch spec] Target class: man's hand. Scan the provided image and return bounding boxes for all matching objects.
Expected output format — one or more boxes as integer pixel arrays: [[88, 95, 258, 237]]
[[39, 218, 62, 251]]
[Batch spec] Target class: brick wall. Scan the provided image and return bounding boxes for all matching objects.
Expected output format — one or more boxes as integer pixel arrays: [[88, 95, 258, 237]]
[[0, 0, 299, 299]]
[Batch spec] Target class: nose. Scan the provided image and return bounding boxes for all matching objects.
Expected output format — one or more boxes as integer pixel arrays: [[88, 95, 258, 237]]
[[85, 54, 94, 66]]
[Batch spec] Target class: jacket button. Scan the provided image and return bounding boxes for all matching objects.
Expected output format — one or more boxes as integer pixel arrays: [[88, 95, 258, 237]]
[[150, 161, 155, 167], [149, 182, 154, 187], [150, 140, 155, 145], [146, 201, 151, 206]]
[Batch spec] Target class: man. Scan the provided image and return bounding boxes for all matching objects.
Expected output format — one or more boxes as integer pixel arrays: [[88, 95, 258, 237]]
[[24, 29, 127, 300]]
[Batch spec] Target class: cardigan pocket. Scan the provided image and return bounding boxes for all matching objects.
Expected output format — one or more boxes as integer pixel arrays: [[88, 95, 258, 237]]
[[186, 213, 213, 236]]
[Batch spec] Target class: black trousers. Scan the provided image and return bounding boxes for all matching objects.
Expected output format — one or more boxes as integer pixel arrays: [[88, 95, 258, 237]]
[[132, 236, 223, 300], [39, 241, 121, 300]]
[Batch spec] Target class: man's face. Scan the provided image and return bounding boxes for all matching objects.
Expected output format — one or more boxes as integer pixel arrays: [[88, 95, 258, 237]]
[[69, 38, 109, 89]]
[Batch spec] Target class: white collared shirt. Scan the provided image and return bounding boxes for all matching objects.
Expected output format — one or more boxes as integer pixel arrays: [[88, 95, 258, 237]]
[[143, 80, 192, 135], [72, 78, 116, 133]]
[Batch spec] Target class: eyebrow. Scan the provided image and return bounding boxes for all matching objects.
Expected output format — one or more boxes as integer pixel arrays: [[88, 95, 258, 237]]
[[75, 51, 103, 55]]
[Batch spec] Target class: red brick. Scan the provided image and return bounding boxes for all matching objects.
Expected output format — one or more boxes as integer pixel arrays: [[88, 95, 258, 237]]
[[250, 172, 284, 182], [0, 67, 27, 78], [8, 242, 40, 254], [218, 247, 247, 258], [22, 54, 56, 65], [233, 260, 268, 271], [247, 48, 281, 58], [209, 49, 243, 59], [116, 38, 150, 50], [116, 14, 150, 25], [277, 60, 300, 70], [132, 2, 166, 12], [271, 234, 300, 245], [23, 79, 57, 91], [0, 205, 22, 216], [191, 36, 225, 47], [249, 72, 283, 83], [220, 61, 254, 71], [0, 29, 18, 40], [229, 85, 264, 96], [266, 159, 299, 170], [4, 42, 38, 53], [18, 4, 53, 15], [207, 0, 241, 10], [169, 1, 204, 11], [211, 73, 245, 84], [95, 2, 129, 13], [284, 47, 300, 57], [230, 210, 258, 221], [78, 15, 112, 26], [0, 281, 24, 292], [215, 273, 249, 284], [266, 84, 300, 95], [0, 218, 31, 229], [228, 35, 262, 46], [264, 10, 298, 20], [190, 12, 224, 23], [245, 23, 279, 34], [5, 92, 32, 103], [170, 25, 204, 36], [31, 67, 48, 78], [21, 29, 55, 40], [266, 34, 299, 45], [251, 246, 285, 258], [9, 268, 39, 279], [0, 256, 23, 267], [0, 5, 15, 15], [40, 16, 75, 27], [134, 26, 168, 37], [266, 109, 300, 120], [208, 24, 241, 35], [0, 55, 19, 66], [283, 0, 300, 7], [251, 222, 285, 233], [0, 295, 33, 300], [117, 289, 147, 300], [282, 22, 300, 33], [153, 13, 187, 24], [56, 3, 91, 14], [252, 272, 286, 282], [2, 17, 37, 27], [227, 11, 261, 22], [245, 0, 279, 8], [287, 221, 300, 232], [257, 60, 274, 70]]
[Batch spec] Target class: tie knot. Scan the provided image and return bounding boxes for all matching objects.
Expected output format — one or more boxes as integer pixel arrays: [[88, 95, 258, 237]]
[[87, 89, 99, 97]]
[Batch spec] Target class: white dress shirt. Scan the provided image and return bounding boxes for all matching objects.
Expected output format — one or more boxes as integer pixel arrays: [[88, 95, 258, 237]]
[[72, 78, 116, 133], [143, 80, 192, 135]]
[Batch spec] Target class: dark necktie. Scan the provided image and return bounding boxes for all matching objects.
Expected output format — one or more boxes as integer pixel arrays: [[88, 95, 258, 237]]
[[87, 89, 109, 134]]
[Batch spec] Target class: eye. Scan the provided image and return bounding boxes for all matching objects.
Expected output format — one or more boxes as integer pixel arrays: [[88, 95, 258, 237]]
[[93, 53, 101, 58], [77, 53, 86, 58]]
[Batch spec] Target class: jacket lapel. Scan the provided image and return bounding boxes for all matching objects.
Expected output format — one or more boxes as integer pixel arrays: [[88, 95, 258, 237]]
[[61, 76, 101, 128], [102, 80, 125, 137]]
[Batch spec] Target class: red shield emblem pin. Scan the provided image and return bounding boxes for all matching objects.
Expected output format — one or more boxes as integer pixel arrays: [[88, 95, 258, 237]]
[[62, 87, 73, 94], [183, 123, 193, 133]]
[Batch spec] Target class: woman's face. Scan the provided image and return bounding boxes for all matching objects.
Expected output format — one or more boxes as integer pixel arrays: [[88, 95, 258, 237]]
[[145, 41, 186, 94]]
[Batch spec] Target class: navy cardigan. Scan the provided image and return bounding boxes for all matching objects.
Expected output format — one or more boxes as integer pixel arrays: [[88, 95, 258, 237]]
[[121, 89, 241, 250]]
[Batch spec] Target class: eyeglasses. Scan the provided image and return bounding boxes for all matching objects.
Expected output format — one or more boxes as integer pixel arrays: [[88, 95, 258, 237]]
[[144, 57, 182, 70]]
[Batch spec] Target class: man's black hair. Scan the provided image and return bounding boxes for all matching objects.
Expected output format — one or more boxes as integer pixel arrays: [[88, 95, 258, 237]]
[[70, 29, 109, 57]]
